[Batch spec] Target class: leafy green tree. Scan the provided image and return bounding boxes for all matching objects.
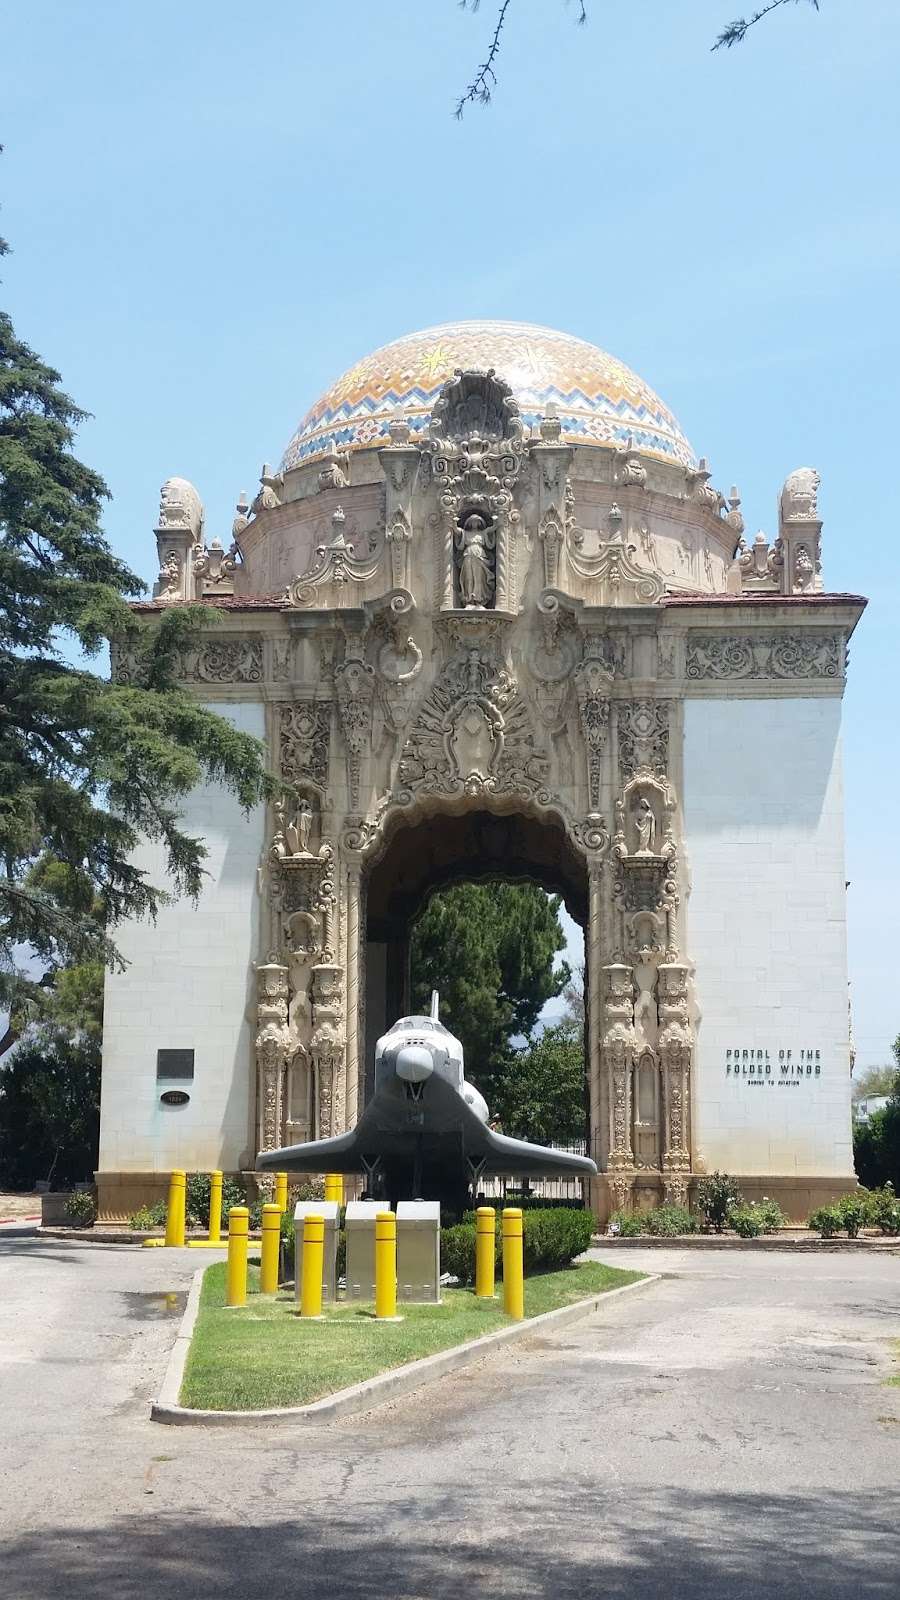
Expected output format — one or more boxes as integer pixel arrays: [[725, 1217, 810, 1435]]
[[409, 882, 569, 1103], [851, 1061, 898, 1104], [0, 224, 276, 1014], [853, 1033, 900, 1189], [492, 1020, 586, 1144], [0, 948, 105, 1189]]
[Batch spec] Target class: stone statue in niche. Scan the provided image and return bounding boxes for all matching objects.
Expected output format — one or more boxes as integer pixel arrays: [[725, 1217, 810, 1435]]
[[285, 799, 314, 857], [635, 796, 656, 855], [455, 512, 496, 608]]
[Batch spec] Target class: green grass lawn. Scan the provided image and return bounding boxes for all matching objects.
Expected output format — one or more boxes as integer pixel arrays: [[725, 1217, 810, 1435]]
[[179, 1259, 642, 1411]]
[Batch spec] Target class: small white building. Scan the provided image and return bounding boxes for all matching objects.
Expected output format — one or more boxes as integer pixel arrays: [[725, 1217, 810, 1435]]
[[98, 321, 865, 1223]]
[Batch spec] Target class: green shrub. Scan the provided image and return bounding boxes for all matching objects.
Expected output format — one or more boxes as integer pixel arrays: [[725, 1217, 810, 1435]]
[[441, 1223, 481, 1285], [727, 1204, 764, 1238], [755, 1197, 786, 1233], [185, 1172, 246, 1230], [808, 1205, 841, 1238], [609, 1209, 644, 1237], [522, 1207, 594, 1270], [63, 1190, 95, 1226], [696, 1171, 744, 1232], [441, 1207, 592, 1284], [645, 1204, 695, 1236], [836, 1193, 866, 1238], [129, 1201, 166, 1230], [865, 1183, 900, 1235]]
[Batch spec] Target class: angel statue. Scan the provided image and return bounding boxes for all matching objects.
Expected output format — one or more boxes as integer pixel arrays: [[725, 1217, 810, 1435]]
[[455, 512, 496, 609]]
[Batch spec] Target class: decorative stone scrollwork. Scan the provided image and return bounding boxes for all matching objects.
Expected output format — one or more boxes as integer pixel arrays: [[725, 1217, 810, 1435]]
[[780, 466, 820, 524], [386, 507, 413, 590], [538, 506, 565, 589], [685, 631, 843, 682], [192, 537, 239, 597], [397, 646, 551, 801], [612, 440, 647, 488], [283, 508, 382, 607], [317, 449, 350, 491], [617, 700, 669, 778], [335, 640, 376, 810], [528, 591, 579, 733], [278, 702, 331, 790], [252, 463, 283, 515], [430, 367, 523, 443], [574, 636, 613, 811], [566, 521, 665, 605]]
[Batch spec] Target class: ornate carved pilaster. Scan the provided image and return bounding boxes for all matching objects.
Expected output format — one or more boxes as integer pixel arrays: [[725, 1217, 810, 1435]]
[[343, 863, 362, 1131], [309, 964, 344, 1139], [601, 963, 636, 1175], [657, 962, 693, 1203], [587, 860, 605, 1162], [254, 960, 291, 1154], [334, 632, 375, 811], [574, 634, 614, 811], [379, 420, 419, 592]]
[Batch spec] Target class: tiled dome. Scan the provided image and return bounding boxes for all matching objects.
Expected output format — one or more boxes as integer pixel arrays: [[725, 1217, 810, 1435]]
[[281, 320, 694, 471]]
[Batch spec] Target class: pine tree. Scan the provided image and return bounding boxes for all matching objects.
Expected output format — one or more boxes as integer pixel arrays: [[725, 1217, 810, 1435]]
[[409, 882, 570, 1104], [0, 228, 276, 1011]]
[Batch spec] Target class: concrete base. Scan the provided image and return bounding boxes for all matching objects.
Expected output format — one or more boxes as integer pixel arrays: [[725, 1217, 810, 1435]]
[[590, 1172, 859, 1227]]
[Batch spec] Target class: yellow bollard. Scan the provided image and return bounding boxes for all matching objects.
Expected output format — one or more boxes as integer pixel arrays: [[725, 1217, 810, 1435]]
[[164, 1169, 186, 1248], [226, 1206, 249, 1307], [502, 1207, 524, 1320], [259, 1202, 281, 1295], [324, 1173, 343, 1206], [375, 1210, 398, 1320], [300, 1213, 325, 1318], [475, 1206, 496, 1298], [208, 1170, 223, 1244], [274, 1171, 288, 1214]]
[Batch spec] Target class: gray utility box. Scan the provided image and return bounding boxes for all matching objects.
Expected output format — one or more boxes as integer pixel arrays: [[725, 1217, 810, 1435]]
[[345, 1200, 388, 1302], [293, 1200, 340, 1307], [397, 1200, 441, 1304]]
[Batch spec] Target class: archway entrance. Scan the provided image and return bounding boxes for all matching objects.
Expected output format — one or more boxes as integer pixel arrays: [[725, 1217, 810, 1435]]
[[362, 805, 591, 1196]]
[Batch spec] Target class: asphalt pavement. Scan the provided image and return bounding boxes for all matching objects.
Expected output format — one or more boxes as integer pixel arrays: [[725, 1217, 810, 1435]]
[[0, 1234, 898, 1599]]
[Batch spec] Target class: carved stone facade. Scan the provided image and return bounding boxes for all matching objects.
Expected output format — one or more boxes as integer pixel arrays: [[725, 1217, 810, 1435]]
[[99, 321, 865, 1225]]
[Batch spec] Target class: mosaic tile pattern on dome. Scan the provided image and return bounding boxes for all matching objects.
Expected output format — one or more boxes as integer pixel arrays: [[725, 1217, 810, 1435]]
[[281, 321, 695, 471]]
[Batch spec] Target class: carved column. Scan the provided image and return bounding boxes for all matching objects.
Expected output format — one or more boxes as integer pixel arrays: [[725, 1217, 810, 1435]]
[[309, 963, 344, 1139], [601, 962, 636, 1211], [343, 863, 363, 1131], [586, 862, 603, 1165], [657, 962, 693, 1206], [254, 960, 291, 1154]]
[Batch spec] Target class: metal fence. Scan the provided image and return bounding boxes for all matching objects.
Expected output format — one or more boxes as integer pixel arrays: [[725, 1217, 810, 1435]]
[[477, 1141, 589, 1206]]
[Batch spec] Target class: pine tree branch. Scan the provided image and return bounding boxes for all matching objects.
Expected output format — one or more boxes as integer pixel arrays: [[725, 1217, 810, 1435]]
[[713, 0, 819, 51]]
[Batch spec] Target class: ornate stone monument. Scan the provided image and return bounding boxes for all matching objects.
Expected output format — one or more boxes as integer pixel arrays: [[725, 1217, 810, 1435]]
[[98, 321, 865, 1225]]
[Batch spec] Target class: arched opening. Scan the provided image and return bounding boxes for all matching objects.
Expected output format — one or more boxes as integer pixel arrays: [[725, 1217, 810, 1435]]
[[362, 804, 591, 1202]]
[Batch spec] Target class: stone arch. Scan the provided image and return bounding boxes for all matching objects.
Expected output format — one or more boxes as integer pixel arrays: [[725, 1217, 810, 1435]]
[[361, 801, 590, 1130]]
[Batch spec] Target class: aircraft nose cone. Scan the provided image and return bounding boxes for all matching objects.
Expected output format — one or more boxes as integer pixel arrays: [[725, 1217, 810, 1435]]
[[395, 1044, 434, 1083]]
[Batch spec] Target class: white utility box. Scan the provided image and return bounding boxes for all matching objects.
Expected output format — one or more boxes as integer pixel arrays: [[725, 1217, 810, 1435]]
[[344, 1200, 388, 1302], [396, 1200, 441, 1303]]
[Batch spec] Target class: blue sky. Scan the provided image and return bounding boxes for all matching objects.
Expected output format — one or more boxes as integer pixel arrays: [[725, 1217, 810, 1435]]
[[2, 1, 897, 1068]]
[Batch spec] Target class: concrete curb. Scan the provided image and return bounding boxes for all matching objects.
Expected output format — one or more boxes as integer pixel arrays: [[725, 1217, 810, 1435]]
[[150, 1271, 660, 1428], [591, 1234, 900, 1251]]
